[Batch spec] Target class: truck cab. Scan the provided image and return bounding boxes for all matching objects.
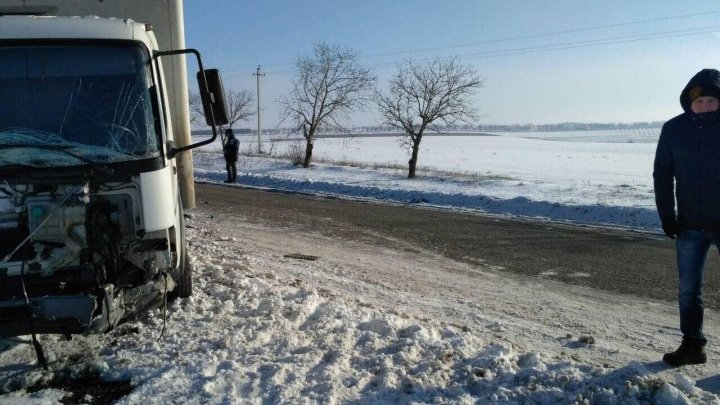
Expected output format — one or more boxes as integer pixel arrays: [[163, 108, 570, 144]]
[[0, 14, 226, 339]]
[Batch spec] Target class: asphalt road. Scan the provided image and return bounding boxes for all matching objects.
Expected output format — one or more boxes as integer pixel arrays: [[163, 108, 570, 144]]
[[195, 183, 720, 310]]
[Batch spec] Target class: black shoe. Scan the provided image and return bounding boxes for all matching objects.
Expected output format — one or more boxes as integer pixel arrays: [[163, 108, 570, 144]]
[[223, 179, 232, 183], [663, 340, 707, 366]]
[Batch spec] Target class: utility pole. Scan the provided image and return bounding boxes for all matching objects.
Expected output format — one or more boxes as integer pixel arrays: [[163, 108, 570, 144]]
[[253, 65, 265, 153]]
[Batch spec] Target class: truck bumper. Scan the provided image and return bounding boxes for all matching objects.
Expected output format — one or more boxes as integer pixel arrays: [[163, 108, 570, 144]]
[[0, 295, 97, 338]]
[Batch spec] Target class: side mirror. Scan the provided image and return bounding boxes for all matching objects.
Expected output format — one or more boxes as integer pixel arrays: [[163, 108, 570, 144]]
[[197, 69, 229, 126], [154, 49, 227, 157]]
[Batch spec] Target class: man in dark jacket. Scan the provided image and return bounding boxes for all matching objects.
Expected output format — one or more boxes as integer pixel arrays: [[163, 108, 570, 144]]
[[654, 68, 720, 366], [223, 128, 240, 183]]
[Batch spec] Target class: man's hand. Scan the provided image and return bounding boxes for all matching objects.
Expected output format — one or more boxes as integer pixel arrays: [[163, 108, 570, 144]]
[[662, 218, 680, 239]]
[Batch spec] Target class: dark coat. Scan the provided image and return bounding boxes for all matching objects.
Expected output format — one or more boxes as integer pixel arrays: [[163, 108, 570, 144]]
[[654, 69, 720, 230], [223, 136, 239, 162]]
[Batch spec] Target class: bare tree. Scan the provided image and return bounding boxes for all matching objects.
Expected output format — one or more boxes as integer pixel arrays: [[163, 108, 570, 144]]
[[189, 89, 255, 129], [225, 89, 256, 129], [281, 43, 375, 167], [377, 58, 483, 178], [189, 92, 204, 125]]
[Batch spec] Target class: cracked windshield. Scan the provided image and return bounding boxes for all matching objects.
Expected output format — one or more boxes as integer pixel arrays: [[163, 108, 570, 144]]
[[0, 44, 160, 167]]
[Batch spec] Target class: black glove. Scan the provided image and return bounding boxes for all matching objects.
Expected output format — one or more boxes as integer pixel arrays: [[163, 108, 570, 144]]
[[661, 218, 679, 239]]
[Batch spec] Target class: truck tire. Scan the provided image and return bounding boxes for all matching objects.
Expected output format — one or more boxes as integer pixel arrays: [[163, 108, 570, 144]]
[[174, 249, 193, 298], [171, 200, 193, 299]]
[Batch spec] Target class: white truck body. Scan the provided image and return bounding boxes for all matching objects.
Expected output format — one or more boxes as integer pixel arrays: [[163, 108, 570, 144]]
[[0, 1, 227, 339], [0, 0, 195, 207]]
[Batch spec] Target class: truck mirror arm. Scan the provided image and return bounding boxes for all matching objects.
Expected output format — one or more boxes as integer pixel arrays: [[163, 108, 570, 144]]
[[154, 49, 227, 159]]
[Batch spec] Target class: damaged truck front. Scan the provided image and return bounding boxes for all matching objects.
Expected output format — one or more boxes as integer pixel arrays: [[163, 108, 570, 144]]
[[0, 14, 227, 340]]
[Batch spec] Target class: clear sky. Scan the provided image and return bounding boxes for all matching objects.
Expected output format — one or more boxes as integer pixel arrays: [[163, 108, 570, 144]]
[[183, 0, 720, 128]]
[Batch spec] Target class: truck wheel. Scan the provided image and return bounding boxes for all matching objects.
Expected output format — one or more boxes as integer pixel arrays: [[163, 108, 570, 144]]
[[174, 249, 193, 298], [171, 201, 193, 299]]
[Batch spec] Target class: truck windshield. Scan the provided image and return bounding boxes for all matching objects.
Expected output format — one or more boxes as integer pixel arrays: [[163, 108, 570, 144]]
[[0, 44, 160, 168]]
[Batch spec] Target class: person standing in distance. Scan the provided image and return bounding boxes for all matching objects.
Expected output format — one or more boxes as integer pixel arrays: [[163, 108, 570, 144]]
[[654, 68, 720, 366], [223, 128, 240, 183]]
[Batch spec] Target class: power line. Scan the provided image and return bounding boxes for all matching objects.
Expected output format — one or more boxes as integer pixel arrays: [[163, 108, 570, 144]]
[[461, 28, 720, 60], [363, 26, 720, 69], [226, 11, 720, 75], [359, 10, 720, 60]]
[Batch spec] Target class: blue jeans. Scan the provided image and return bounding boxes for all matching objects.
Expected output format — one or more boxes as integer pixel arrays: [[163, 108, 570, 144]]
[[676, 229, 720, 344]]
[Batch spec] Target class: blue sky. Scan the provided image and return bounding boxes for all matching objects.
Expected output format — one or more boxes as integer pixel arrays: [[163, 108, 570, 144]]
[[183, 1, 720, 128]]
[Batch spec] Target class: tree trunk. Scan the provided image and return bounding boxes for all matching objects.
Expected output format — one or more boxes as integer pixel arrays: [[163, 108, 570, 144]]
[[408, 138, 421, 179], [303, 139, 314, 168]]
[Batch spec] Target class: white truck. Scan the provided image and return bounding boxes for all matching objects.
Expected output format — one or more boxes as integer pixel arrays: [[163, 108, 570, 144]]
[[0, 0, 228, 348]]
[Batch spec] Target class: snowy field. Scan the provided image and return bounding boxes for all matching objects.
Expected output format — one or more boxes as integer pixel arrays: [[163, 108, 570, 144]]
[[195, 129, 662, 232], [8, 129, 720, 404]]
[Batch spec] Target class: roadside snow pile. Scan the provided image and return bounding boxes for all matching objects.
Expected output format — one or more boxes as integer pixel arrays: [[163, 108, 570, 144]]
[[2, 213, 712, 404]]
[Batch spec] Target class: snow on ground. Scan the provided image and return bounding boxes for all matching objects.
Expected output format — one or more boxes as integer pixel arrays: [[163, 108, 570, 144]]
[[3, 208, 718, 404], [194, 131, 661, 231], [6, 130, 720, 404]]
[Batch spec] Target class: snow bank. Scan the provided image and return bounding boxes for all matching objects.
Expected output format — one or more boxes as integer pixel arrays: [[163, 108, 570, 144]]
[[3, 211, 714, 403]]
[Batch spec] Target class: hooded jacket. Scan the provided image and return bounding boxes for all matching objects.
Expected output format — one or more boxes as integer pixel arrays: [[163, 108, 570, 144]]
[[223, 132, 239, 161], [654, 69, 720, 230]]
